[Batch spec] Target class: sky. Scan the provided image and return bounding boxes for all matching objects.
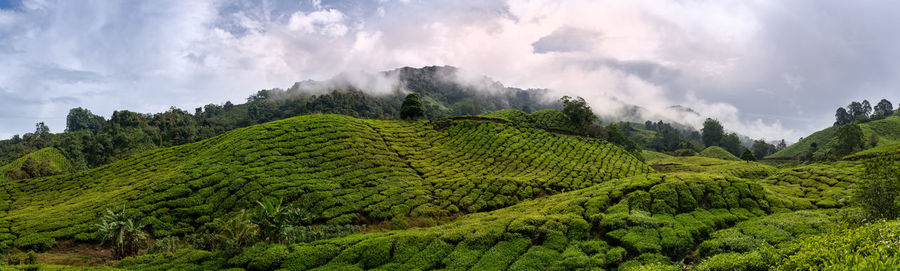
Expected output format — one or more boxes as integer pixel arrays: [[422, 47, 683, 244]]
[[1, 0, 899, 142]]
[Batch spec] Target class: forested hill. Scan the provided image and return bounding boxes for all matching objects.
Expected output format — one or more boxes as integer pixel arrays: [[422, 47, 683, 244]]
[[0, 66, 557, 171]]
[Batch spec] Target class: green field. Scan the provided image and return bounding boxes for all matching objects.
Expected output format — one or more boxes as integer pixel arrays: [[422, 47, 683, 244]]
[[0, 113, 896, 270]]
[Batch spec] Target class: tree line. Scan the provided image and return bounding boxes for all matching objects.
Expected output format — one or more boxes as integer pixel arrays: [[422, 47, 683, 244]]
[[700, 118, 784, 160], [0, 82, 553, 173], [834, 99, 894, 126]]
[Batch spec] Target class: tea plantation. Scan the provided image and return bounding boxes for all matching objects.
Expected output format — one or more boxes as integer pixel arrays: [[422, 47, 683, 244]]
[[0, 115, 649, 254], [1, 114, 897, 270]]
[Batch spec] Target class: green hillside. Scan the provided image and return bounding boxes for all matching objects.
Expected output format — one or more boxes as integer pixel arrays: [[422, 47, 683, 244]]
[[117, 172, 837, 270], [3, 114, 898, 271], [845, 141, 900, 160], [478, 109, 581, 133], [769, 114, 900, 159], [0, 147, 73, 181], [1, 114, 650, 251], [641, 150, 672, 163], [698, 146, 740, 161]]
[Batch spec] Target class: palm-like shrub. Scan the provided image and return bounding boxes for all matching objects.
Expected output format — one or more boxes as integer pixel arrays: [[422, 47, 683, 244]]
[[96, 207, 148, 259], [253, 197, 312, 244], [210, 209, 258, 255]]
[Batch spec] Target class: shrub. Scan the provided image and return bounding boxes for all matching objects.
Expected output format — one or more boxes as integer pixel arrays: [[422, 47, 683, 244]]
[[619, 253, 669, 270], [621, 227, 661, 254], [548, 245, 602, 270], [389, 216, 408, 230], [674, 149, 697, 156], [24, 251, 37, 265], [855, 157, 900, 220], [470, 238, 531, 270], [606, 247, 628, 266], [695, 250, 774, 271], [566, 218, 591, 240], [659, 227, 693, 258], [508, 246, 559, 271], [628, 191, 652, 213], [6, 253, 20, 265], [400, 239, 454, 270], [247, 244, 289, 271], [209, 209, 258, 255], [443, 241, 489, 269], [12, 235, 55, 252], [281, 244, 341, 270]]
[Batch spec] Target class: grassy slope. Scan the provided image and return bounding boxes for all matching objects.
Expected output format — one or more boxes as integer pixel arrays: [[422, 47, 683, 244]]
[[2, 114, 650, 250], [479, 109, 581, 133], [119, 171, 832, 271], [4, 114, 892, 270], [769, 113, 900, 159], [117, 155, 864, 270], [699, 146, 740, 161], [845, 141, 900, 160], [0, 147, 73, 181], [641, 150, 672, 163]]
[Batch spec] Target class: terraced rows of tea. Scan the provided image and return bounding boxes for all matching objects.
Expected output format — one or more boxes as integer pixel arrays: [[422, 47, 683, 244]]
[[118, 172, 832, 270], [0, 114, 650, 250]]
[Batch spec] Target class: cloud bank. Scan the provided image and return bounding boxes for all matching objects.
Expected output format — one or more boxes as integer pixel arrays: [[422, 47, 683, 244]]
[[2, 0, 900, 142]]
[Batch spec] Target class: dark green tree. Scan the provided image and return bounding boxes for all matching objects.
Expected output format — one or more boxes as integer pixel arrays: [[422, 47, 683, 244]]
[[400, 93, 425, 120], [869, 132, 879, 148], [720, 133, 743, 156], [862, 100, 872, 117], [751, 139, 776, 160], [873, 99, 893, 119], [701, 118, 724, 147], [804, 142, 819, 161], [833, 122, 864, 158], [740, 149, 756, 161], [66, 107, 106, 132], [834, 107, 852, 126], [776, 139, 787, 151], [847, 101, 864, 118], [560, 96, 598, 130], [651, 125, 681, 152]]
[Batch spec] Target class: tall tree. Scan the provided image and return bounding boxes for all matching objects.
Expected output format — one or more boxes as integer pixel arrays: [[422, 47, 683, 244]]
[[834, 107, 851, 126], [862, 100, 872, 117], [66, 107, 106, 132], [652, 125, 681, 152], [400, 93, 425, 120], [751, 140, 776, 160], [776, 139, 787, 151], [740, 149, 756, 161], [701, 118, 724, 147], [834, 122, 864, 158], [874, 99, 894, 118], [560, 96, 598, 129], [847, 101, 864, 118], [720, 133, 743, 156]]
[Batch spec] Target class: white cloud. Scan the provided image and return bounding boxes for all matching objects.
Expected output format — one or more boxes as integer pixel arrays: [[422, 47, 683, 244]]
[[2, 0, 899, 143], [287, 9, 349, 37]]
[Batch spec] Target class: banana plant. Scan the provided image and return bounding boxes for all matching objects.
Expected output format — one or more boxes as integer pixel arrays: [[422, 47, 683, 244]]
[[96, 206, 148, 259]]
